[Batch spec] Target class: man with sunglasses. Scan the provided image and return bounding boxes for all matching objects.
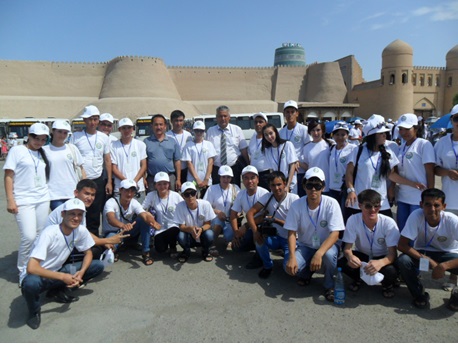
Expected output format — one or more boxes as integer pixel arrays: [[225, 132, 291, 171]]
[[339, 189, 400, 299], [175, 182, 217, 263], [284, 167, 344, 302]]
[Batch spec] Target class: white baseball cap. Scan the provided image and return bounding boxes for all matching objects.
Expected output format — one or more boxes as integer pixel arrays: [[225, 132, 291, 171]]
[[218, 165, 234, 177], [63, 198, 86, 212], [305, 167, 325, 182], [363, 114, 391, 136], [193, 120, 206, 131], [100, 113, 114, 123], [451, 104, 458, 116], [181, 181, 197, 193], [154, 172, 170, 183], [252, 112, 268, 122], [284, 100, 298, 110], [332, 122, 349, 133], [52, 120, 71, 131], [29, 123, 50, 137], [118, 117, 134, 127], [354, 120, 362, 125], [242, 165, 258, 176], [397, 113, 418, 129], [120, 179, 138, 190], [81, 105, 100, 118]]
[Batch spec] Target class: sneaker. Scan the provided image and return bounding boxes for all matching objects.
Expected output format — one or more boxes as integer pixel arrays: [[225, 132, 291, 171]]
[[26, 311, 41, 330], [258, 268, 272, 279], [46, 288, 79, 303]]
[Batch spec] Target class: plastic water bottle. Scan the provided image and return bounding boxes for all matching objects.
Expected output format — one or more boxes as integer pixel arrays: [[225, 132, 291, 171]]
[[334, 267, 345, 305]]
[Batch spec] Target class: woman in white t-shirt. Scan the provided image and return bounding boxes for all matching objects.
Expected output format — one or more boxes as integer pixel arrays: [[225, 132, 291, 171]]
[[262, 124, 298, 193], [4, 123, 51, 276], [43, 120, 85, 210]]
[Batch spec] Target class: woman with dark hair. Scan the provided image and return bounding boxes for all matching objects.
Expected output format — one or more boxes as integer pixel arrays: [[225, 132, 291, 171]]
[[262, 124, 298, 192], [3, 123, 51, 277], [299, 120, 334, 194]]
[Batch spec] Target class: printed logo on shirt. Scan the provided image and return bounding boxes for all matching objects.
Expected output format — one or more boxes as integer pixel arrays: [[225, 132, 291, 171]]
[[96, 142, 102, 150], [294, 136, 301, 143], [377, 238, 386, 245], [131, 151, 137, 157], [202, 148, 208, 154], [67, 154, 73, 161], [198, 214, 205, 221], [168, 206, 175, 213], [406, 152, 413, 160], [320, 220, 327, 227], [437, 236, 447, 242], [339, 157, 347, 163]]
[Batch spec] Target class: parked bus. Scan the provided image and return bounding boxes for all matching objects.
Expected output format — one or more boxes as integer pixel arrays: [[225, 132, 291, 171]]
[[71, 117, 121, 139], [6, 117, 69, 145]]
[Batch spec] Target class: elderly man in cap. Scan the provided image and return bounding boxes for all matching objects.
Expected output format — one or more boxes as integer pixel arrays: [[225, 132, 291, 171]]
[[111, 117, 147, 198], [284, 167, 345, 302], [249, 113, 271, 190], [70, 105, 113, 236], [20, 198, 104, 329], [102, 179, 157, 266]]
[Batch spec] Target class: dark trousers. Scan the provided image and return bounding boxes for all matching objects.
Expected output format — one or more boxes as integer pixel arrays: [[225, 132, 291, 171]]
[[154, 227, 179, 253], [86, 175, 105, 237]]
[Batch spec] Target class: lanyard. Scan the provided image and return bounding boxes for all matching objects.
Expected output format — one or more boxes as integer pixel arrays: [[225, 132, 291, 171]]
[[246, 190, 257, 208], [424, 216, 442, 249], [60, 225, 75, 262], [287, 124, 297, 142], [121, 139, 132, 160], [84, 130, 98, 156], [367, 148, 381, 172], [271, 144, 282, 167], [27, 149, 40, 175], [195, 142, 204, 162], [186, 204, 200, 226], [362, 219, 377, 256], [451, 135, 458, 167], [306, 198, 322, 233], [400, 139, 416, 166], [157, 192, 170, 215], [334, 143, 347, 169], [220, 185, 231, 208]]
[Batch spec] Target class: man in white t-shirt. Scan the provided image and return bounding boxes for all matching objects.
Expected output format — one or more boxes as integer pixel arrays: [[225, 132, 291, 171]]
[[70, 105, 112, 236], [285, 167, 344, 302], [111, 118, 147, 197], [99, 113, 119, 143], [348, 120, 363, 145], [398, 188, 458, 310], [20, 199, 104, 329]]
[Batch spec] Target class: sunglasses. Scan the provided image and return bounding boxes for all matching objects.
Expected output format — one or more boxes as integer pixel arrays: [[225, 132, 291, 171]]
[[452, 116, 458, 123], [362, 203, 381, 210], [334, 123, 349, 129], [183, 190, 197, 198], [305, 183, 324, 191]]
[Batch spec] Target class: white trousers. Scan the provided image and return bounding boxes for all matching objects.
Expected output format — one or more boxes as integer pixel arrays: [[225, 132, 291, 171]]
[[15, 201, 50, 274]]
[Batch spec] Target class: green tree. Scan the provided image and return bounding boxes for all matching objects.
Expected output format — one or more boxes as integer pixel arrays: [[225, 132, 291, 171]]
[[453, 93, 458, 106]]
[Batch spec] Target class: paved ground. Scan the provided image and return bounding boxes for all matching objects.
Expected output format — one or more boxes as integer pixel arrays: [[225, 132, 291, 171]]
[[0, 160, 456, 342]]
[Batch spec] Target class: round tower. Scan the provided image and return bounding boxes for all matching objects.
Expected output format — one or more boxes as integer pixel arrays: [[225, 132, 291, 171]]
[[445, 45, 458, 111], [274, 43, 306, 67], [379, 39, 414, 119]]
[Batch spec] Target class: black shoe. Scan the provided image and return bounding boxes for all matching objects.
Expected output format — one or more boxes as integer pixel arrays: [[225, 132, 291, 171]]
[[46, 288, 79, 303], [258, 268, 272, 279], [26, 311, 41, 330], [245, 253, 263, 269]]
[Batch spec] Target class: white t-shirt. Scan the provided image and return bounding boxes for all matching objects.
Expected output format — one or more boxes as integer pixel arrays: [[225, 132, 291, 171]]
[[284, 195, 344, 247], [434, 134, 458, 210], [111, 138, 147, 193], [175, 199, 216, 227], [301, 140, 332, 192], [3, 145, 50, 206], [396, 138, 435, 205], [182, 140, 217, 185], [166, 130, 193, 169], [257, 192, 300, 239], [348, 128, 361, 144], [142, 190, 183, 236], [70, 130, 111, 179], [203, 183, 241, 217], [248, 133, 270, 172], [348, 144, 399, 210], [343, 213, 400, 257], [402, 209, 458, 253], [231, 187, 269, 214], [42, 144, 84, 200], [206, 124, 248, 167], [46, 201, 87, 227], [279, 123, 311, 173], [19, 224, 95, 284], [102, 197, 146, 235], [329, 143, 358, 191], [264, 141, 298, 189]]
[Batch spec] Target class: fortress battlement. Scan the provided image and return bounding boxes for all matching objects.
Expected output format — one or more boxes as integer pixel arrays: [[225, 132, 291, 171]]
[[413, 66, 446, 71]]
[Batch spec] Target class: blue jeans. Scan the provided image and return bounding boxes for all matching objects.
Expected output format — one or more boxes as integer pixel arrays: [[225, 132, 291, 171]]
[[232, 227, 256, 252], [293, 244, 340, 289], [21, 260, 104, 315], [211, 218, 234, 242], [178, 229, 215, 255], [50, 199, 69, 211], [105, 216, 151, 254], [255, 235, 289, 270], [396, 202, 420, 233], [397, 251, 458, 299]]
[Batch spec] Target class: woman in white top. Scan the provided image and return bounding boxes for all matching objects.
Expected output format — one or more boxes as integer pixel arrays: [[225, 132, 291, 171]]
[[4, 123, 51, 276], [262, 124, 298, 193], [43, 120, 86, 210]]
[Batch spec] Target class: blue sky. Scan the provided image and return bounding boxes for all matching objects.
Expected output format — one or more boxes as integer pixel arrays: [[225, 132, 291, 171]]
[[0, 0, 456, 81]]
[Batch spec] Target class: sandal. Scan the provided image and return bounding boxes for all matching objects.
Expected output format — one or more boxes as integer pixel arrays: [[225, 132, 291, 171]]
[[209, 246, 219, 257], [349, 280, 362, 292], [382, 285, 395, 298], [142, 253, 154, 266], [412, 292, 430, 309], [203, 253, 213, 262], [297, 277, 311, 286], [178, 252, 189, 264], [114, 252, 120, 262], [447, 286, 458, 311], [324, 288, 335, 302]]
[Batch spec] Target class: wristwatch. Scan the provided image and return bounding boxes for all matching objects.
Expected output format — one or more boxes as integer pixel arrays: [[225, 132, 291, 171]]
[[347, 187, 356, 194]]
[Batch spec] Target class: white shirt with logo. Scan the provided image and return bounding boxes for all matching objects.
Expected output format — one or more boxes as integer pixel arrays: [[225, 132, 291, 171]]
[[71, 130, 110, 179]]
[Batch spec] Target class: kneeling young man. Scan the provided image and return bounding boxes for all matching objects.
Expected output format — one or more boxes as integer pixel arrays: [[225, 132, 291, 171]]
[[284, 167, 344, 302], [21, 199, 104, 330], [339, 189, 400, 298]]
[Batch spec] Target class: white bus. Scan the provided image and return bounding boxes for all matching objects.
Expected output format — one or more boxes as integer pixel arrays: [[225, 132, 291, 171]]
[[6, 117, 69, 145], [71, 117, 121, 139]]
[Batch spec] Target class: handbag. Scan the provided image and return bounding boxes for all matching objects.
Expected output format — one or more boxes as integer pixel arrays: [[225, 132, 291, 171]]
[[67, 143, 83, 181]]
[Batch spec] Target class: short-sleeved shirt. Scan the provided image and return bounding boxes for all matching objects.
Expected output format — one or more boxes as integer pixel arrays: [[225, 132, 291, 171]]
[[257, 192, 300, 239], [70, 130, 111, 179], [142, 190, 183, 235], [329, 143, 357, 191], [19, 224, 95, 284], [203, 183, 241, 217], [434, 134, 458, 210], [248, 133, 270, 172], [301, 140, 332, 192], [166, 130, 193, 168], [279, 123, 311, 173], [111, 138, 147, 193], [175, 199, 216, 227], [348, 127, 361, 144], [102, 197, 146, 235], [206, 124, 248, 167], [182, 140, 217, 185], [144, 135, 182, 176], [284, 195, 344, 247], [402, 209, 458, 253], [343, 213, 400, 257], [264, 141, 298, 187], [231, 187, 269, 214]]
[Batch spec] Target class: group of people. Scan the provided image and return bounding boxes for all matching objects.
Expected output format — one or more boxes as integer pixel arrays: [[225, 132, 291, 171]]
[[4, 101, 458, 329]]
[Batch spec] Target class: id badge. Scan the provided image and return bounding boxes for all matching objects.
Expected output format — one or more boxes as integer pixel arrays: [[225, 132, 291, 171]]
[[419, 257, 430, 271], [163, 221, 168, 229], [368, 252, 373, 261], [371, 175, 381, 188], [312, 233, 320, 249], [34, 175, 43, 187], [197, 161, 204, 172], [333, 172, 342, 185], [92, 157, 99, 168], [69, 264, 77, 275]]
